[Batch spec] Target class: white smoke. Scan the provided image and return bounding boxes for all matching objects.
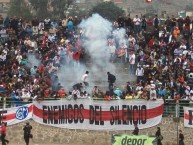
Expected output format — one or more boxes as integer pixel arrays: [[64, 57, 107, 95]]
[[112, 28, 128, 47], [27, 53, 41, 68], [78, 14, 117, 91], [58, 14, 129, 93], [79, 13, 112, 64]]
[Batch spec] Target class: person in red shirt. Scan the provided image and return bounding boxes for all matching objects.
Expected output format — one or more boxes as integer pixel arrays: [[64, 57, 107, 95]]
[[1, 122, 9, 145], [148, 36, 155, 48], [38, 64, 46, 77], [190, 61, 193, 72], [44, 88, 50, 98], [58, 88, 66, 98]]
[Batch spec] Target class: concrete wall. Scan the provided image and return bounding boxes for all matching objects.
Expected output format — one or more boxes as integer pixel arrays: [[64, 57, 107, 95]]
[[6, 117, 193, 145]]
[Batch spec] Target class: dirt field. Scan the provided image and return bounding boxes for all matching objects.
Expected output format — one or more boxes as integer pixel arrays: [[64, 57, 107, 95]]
[[9, 140, 94, 145], [11, 144, 82, 145], [10, 143, 84, 145]]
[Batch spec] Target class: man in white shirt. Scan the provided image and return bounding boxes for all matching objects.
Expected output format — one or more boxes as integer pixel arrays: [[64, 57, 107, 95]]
[[133, 15, 141, 34], [136, 65, 144, 83], [129, 50, 136, 75], [0, 27, 7, 43], [78, 92, 88, 99], [81, 71, 89, 87], [128, 35, 136, 46], [62, 17, 68, 28], [22, 90, 31, 102], [72, 87, 80, 99], [150, 86, 157, 100]]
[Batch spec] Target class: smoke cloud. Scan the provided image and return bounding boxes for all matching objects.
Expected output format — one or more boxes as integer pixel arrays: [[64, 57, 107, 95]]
[[58, 13, 129, 93], [27, 53, 41, 68], [79, 13, 114, 74]]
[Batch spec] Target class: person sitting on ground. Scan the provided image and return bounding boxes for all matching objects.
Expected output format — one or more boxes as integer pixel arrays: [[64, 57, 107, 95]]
[[58, 88, 66, 98], [78, 91, 89, 99], [66, 91, 73, 100], [125, 93, 133, 100], [114, 87, 123, 99], [72, 86, 80, 98], [92, 86, 100, 97]]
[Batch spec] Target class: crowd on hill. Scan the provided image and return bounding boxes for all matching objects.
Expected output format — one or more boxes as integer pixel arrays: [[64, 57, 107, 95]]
[[0, 14, 193, 105]]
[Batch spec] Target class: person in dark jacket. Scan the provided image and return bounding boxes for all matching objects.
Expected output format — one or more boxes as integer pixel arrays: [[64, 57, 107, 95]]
[[126, 81, 133, 94], [107, 72, 116, 91], [132, 124, 139, 135], [179, 130, 185, 145], [72, 83, 83, 91], [155, 127, 163, 145], [23, 122, 32, 145]]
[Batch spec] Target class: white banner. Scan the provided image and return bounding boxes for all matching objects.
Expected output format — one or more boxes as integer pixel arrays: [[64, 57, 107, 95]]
[[0, 103, 33, 126], [33, 99, 164, 130], [184, 106, 193, 128]]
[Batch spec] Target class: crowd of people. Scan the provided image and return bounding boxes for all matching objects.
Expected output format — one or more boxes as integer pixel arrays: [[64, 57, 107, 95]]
[[110, 14, 193, 102], [0, 13, 193, 105]]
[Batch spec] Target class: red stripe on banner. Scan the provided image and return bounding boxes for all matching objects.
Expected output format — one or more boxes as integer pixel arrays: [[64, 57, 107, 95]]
[[3, 105, 33, 121], [184, 113, 193, 120], [33, 104, 164, 121]]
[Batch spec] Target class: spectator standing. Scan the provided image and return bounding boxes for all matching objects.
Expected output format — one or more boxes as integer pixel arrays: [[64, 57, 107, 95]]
[[125, 15, 133, 34], [44, 17, 51, 31], [67, 18, 73, 32], [128, 50, 136, 75], [136, 65, 144, 83], [31, 16, 39, 36], [171, 15, 177, 31], [150, 86, 157, 100], [155, 127, 163, 145], [173, 27, 180, 40], [153, 15, 160, 29], [177, 16, 184, 32], [132, 124, 139, 135], [0, 27, 7, 43], [62, 16, 68, 29], [133, 15, 141, 34], [0, 15, 4, 29], [184, 16, 191, 30], [117, 16, 124, 28], [38, 21, 44, 35], [165, 16, 172, 32], [23, 122, 32, 145], [179, 130, 185, 145], [81, 71, 89, 87], [1, 122, 9, 145], [10, 16, 18, 35], [141, 16, 147, 31], [107, 72, 116, 91]]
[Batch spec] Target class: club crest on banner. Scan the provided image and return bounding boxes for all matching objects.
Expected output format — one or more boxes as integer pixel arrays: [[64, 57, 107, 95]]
[[15, 106, 29, 120]]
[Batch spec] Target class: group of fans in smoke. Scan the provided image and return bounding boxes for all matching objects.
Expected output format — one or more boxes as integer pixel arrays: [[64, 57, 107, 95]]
[[0, 13, 193, 104]]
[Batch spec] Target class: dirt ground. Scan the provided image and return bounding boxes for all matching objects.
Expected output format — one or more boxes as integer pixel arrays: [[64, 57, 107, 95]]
[[9, 140, 89, 145], [11, 144, 82, 145], [10, 143, 83, 145]]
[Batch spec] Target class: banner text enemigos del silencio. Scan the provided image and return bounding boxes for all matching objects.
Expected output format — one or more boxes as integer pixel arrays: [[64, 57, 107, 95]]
[[42, 103, 147, 125]]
